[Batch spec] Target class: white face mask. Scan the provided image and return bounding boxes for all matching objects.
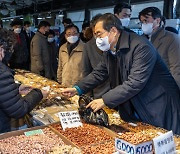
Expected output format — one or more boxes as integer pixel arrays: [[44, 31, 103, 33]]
[[14, 28, 21, 34], [141, 23, 153, 35], [26, 27, 31, 33], [48, 37, 55, 43], [120, 18, 130, 27], [66, 36, 79, 44], [96, 36, 110, 52]]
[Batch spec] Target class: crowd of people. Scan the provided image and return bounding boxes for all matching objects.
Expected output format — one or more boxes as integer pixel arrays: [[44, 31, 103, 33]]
[[0, 3, 179, 134]]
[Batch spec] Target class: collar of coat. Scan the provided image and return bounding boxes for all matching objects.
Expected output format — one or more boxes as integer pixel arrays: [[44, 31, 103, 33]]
[[116, 30, 130, 53], [36, 31, 47, 39], [151, 27, 166, 43], [61, 39, 84, 53]]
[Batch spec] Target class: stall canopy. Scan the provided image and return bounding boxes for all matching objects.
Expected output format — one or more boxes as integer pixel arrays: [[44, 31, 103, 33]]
[[1, 0, 164, 15]]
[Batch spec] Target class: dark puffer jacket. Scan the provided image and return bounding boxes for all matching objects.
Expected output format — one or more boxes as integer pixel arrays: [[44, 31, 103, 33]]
[[0, 61, 43, 133]]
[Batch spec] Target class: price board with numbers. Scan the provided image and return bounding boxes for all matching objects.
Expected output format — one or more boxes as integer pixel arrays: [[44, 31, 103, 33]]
[[115, 138, 153, 154]]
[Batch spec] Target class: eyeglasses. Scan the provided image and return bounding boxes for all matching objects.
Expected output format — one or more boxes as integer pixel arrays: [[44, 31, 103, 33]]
[[65, 33, 78, 37], [94, 31, 107, 38]]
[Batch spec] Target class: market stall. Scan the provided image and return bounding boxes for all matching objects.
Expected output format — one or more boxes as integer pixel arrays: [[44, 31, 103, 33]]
[[1, 70, 177, 154]]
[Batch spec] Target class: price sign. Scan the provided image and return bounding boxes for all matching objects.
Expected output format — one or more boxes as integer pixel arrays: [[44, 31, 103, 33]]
[[115, 138, 153, 154], [24, 129, 44, 136], [153, 131, 176, 154], [58, 111, 83, 130]]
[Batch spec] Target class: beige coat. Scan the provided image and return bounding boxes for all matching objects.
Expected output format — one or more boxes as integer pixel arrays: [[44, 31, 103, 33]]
[[57, 40, 84, 87], [30, 31, 51, 79], [151, 28, 180, 89]]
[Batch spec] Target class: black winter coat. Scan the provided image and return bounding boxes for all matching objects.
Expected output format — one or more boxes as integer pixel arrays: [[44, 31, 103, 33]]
[[23, 30, 35, 70], [82, 37, 110, 99], [0, 62, 43, 133], [9, 32, 29, 69], [76, 31, 180, 134], [48, 42, 58, 80]]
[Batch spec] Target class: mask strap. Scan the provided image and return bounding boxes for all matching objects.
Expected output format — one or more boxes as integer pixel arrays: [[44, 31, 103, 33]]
[[108, 31, 114, 45]]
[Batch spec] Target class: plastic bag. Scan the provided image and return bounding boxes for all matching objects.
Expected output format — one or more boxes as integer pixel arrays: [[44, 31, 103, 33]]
[[78, 95, 109, 127]]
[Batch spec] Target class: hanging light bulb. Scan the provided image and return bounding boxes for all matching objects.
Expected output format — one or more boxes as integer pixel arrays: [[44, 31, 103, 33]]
[[37, 14, 43, 20], [46, 12, 52, 19], [58, 10, 64, 18]]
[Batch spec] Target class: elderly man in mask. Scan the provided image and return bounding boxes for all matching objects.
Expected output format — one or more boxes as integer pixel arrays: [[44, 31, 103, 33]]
[[61, 13, 180, 135], [57, 24, 84, 87]]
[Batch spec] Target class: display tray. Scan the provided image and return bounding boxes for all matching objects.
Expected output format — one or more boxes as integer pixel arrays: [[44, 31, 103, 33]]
[[49, 122, 118, 146], [0, 125, 78, 148], [49, 122, 118, 153], [113, 122, 180, 153]]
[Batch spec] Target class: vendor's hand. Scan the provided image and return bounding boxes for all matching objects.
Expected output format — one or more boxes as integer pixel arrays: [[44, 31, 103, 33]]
[[61, 88, 77, 98], [86, 98, 105, 112], [19, 84, 32, 95], [40, 89, 49, 99]]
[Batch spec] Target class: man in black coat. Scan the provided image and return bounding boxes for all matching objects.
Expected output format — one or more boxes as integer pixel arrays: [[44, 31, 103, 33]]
[[47, 29, 58, 80], [114, 2, 133, 33], [22, 21, 35, 70], [61, 13, 180, 135], [9, 18, 29, 70], [0, 29, 48, 133]]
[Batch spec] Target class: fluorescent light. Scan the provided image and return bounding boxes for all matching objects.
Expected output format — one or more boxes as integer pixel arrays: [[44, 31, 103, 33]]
[[37, 14, 43, 20], [37, 17, 43, 20], [46, 12, 52, 18], [58, 14, 64, 17], [58, 11, 64, 18], [46, 16, 52, 19]]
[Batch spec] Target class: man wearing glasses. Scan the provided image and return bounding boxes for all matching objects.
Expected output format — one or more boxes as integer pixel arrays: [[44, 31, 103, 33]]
[[57, 24, 84, 87], [61, 13, 180, 135]]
